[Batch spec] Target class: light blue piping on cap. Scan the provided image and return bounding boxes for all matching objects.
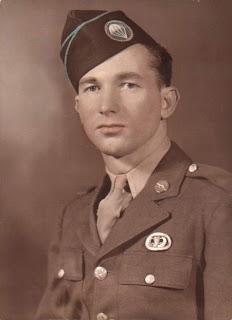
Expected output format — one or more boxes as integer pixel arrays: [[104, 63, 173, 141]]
[[61, 11, 110, 80]]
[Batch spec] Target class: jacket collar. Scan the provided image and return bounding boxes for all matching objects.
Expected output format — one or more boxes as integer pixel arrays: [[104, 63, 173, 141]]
[[146, 141, 192, 201]]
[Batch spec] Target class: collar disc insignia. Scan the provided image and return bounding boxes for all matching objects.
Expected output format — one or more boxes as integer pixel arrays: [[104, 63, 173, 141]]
[[145, 232, 172, 251], [105, 20, 134, 42]]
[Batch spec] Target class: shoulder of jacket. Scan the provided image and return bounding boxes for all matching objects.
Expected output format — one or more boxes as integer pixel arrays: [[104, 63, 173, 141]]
[[186, 163, 232, 195], [75, 185, 97, 198], [56, 185, 97, 234], [66, 185, 97, 210]]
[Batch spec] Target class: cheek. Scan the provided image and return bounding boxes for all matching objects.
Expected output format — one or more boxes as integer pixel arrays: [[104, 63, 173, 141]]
[[78, 107, 94, 134], [78, 99, 94, 120], [125, 94, 161, 127]]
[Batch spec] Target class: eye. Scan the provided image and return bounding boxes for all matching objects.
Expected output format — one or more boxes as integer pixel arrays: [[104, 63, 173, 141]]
[[84, 85, 99, 93], [121, 82, 139, 90]]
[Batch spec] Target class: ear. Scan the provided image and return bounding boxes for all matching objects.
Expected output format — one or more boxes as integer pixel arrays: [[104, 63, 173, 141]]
[[74, 95, 80, 113], [160, 86, 180, 119]]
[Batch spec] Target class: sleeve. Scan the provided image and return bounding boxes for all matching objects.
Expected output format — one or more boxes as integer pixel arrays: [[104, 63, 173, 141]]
[[203, 198, 232, 320]]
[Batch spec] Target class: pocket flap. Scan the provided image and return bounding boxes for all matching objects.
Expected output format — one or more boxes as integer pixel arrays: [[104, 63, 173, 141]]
[[120, 253, 192, 289], [56, 247, 83, 281]]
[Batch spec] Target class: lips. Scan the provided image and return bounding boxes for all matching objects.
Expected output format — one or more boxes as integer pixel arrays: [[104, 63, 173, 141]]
[[97, 123, 124, 128], [97, 123, 125, 134]]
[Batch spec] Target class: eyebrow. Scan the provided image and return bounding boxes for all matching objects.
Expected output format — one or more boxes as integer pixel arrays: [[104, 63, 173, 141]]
[[79, 77, 98, 86], [116, 72, 143, 81], [79, 72, 143, 86]]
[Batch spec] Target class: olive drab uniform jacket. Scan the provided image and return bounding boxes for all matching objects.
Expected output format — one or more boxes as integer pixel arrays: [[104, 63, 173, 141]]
[[35, 142, 232, 320]]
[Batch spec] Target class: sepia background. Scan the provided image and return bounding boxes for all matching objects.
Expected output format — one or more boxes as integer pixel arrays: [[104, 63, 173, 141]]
[[0, 0, 232, 319]]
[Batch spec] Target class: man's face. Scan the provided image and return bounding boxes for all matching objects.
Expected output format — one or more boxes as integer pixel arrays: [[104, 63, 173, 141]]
[[76, 44, 169, 158]]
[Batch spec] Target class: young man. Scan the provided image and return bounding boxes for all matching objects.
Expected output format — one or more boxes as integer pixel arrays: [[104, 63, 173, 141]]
[[36, 10, 232, 320]]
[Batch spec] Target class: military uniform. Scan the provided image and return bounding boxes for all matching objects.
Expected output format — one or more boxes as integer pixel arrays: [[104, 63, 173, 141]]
[[36, 142, 232, 320]]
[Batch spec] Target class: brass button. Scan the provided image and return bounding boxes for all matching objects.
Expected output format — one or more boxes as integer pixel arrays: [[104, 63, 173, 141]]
[[97, 312, 108, 320], [154, 180, 169, 193], [145, 274, 156, 285], [188, 163, 198, 173], [94, 266, 108, 280], [57, 268, 65, 279]]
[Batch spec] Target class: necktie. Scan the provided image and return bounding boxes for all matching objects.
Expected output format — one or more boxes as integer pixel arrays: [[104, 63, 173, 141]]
[[97, 175, 132, 243]]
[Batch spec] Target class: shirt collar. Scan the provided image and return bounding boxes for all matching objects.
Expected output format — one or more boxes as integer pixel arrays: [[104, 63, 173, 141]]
[[106, 136, 171, 199]]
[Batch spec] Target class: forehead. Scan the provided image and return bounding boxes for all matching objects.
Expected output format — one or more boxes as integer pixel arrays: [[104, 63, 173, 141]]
[[80, 44, 154, 82]]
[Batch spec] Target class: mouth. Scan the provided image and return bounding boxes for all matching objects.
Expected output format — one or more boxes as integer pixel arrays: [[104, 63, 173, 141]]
[[97, 123, 125, 134]]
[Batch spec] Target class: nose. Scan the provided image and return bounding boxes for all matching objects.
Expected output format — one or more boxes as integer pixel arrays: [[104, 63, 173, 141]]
[[99, 87, 120, 115]]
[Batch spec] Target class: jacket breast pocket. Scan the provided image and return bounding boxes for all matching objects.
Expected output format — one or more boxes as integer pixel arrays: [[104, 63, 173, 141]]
[[119, 253, 193, 289], [54, 247, 83, 281]]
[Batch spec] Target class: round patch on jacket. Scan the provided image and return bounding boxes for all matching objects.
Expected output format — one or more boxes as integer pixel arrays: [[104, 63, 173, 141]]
[[145, 232, 172, 251], [104, 20, 134, 42]]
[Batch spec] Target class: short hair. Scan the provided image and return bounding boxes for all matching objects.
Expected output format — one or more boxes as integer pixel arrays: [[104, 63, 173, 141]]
[[145, 44, 173, 87]]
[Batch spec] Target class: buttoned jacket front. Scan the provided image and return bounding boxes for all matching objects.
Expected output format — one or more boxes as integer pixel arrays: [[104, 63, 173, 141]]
[[36, 143, 232, 320]]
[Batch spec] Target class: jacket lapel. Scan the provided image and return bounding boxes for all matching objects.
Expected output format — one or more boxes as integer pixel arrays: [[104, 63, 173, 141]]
[[96, 142, 192, 260], [74, 175, 111, 255], [72, 192, 100, 255], [96, 191, 171, 260], [74, 142, 192, 260]]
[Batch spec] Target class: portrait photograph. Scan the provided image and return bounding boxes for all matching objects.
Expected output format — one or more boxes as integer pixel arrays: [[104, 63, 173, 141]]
[[0, 1, 232, 319]]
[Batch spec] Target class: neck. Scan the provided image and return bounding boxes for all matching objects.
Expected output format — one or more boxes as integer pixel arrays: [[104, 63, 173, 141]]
[[102, 120, 169, 175]]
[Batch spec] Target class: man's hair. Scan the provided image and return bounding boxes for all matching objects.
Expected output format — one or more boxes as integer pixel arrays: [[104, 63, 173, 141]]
[[145, 44, 173, 87]]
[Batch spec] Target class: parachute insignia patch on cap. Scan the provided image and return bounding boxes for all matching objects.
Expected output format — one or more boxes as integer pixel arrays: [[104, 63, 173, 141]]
[[105, 20, 133, 42]]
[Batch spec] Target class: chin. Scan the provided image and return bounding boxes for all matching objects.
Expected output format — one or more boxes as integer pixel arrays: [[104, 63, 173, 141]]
[[99, 147, 124, 158], [91, 135, 136, 157], [97, 143, 135, 158]]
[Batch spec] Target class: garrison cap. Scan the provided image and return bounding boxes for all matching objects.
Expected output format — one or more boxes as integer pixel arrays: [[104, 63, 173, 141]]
[[60, 10, 159, 92]]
